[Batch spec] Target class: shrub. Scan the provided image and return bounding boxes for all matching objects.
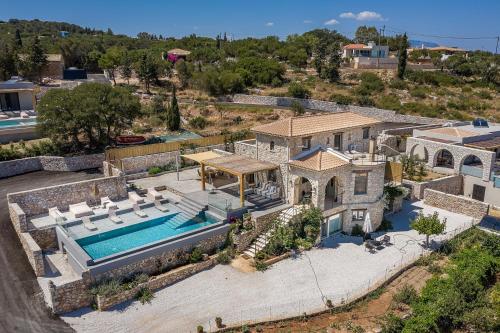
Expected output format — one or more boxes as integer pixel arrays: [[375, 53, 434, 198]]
[[90, 278, 122, 296], [241, 325, 251, 333], [233, 115, 243, 124], [254, 260, 268, 271], [350, 224, 364, 237], [393, 284, 418, 305], [380, 313, 405, 333], [135, 287, 154, 304], [356, 95, 375, 106], [475, 89, 492, 99], [189, 247, 203, 263], [410, 87, 428, 99], [376, 219, 393, 232], [427, 262, 442, 274], [376, 95, 401, 111], [148, 166, 163, 175], [216, 250, 232, 265], [355, 72, 385, 96], [288, 82, 310, 99], [406, 70, 460, 86], [215, 317, 223, 328], [189, 116, 208, 129], [389, 79, 408, 90], [196, 325, 204, 333], [330, 93, 353, 105], [290, 100, 305, 115]]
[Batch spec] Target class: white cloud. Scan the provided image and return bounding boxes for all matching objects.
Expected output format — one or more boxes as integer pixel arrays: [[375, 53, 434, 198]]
[[303, 20, 313, 24], [339, 11, 384, 21], [265, 22, 274, 27], [324, 19, 339, 26]]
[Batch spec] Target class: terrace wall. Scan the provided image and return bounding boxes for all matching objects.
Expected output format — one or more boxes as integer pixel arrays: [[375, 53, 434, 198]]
[[7, 175, 127, 217], [49, 272, 93, 314], [0, 153, 104, 179], [19, 232, 45, 276], [423, 189, 489, 220], [403, 175, 463, 200]]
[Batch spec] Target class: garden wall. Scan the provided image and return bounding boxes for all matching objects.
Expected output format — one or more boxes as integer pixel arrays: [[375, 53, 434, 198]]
[[423, 189, 489, 220], [7, 175, 127, 217], [0, 153, 104, 179], [403, 175, 463, 200], [19, 232, 45, 276], [49, 272, 93, 314], [230, 94, 446, 125]]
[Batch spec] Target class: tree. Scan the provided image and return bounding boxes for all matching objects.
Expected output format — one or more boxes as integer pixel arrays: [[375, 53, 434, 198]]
[[14, 29, 23, 48], [355, 26, 380, 44], [397, 33, 409, 79], [0, 44, 18, 81], [98, 47, 123, 85], [135, 52, 159, 93], [411, 212, 446, 248], [120, 51, 133, 84], [175, 60, 193, 88], [37, 83, 141, 151], [290, 100, 305, 115], [288, 82, 310, 99], [166, 86, 181, 131], [20, 37, 47, 83]]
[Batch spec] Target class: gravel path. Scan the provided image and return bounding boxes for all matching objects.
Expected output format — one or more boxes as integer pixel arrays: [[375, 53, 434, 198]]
[[61, 200, 474, 333]]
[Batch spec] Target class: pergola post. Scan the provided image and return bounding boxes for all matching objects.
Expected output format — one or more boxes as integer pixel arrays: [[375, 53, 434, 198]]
[[239, 174, 245, 207], [201, 163, 206, 191]]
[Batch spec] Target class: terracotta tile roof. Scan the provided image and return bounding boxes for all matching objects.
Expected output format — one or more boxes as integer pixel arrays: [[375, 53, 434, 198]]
[[290, 150, 349, 171], [167, 48, 191, 56], [423, 127, 478, 138], [252, 112, 380, 137], [343, 43, 368, 50]]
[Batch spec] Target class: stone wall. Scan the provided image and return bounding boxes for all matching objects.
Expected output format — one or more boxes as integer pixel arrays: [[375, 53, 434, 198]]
[[423, 189, 489, 220], [403, 175, 463, 200], [49, 272, 93, 314], [0, 153, 104, 179], [231, 94, 446, 125], [30, 228, 57, 250], [119, 144, 226, 174], [19, 232, 45, 276], [102, 160, 123, 177], [234, 140, 257, 159], [96, 256, 218, 311], [9, 202, 28, 233], [7, 176, 127, 217]]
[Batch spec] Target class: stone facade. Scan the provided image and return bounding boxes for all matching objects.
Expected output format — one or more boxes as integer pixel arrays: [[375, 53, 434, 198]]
[[406, 137, 495, 181], [234, 139, 257, 159], [403, 175, 463, 200], [30, 228, 57, 250], [9, 202, 28, 233], [96, 256, 218, 311], [231, 94, 446, 125], [19, 232, 45, 276], [8, 176, 127, 217], [423, 189, 489, 220], [49, 272, 93, 314], [0, 153, 104, 179]]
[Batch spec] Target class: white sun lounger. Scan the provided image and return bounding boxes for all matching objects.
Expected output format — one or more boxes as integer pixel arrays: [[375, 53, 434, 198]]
[[129, 191, 145, 204], [108, 207, 123, 224], [101, 196, 118, 210], [147, 188, 163, 201], [82, 216, 97, 231], [154, 201, 169, 212], [48, 207, 65, 223], [133, 203, 147, 218], [69, 202, 94, 218]]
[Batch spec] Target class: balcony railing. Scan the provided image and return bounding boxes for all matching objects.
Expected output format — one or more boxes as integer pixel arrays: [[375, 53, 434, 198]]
[[461, 165, 483, 178]]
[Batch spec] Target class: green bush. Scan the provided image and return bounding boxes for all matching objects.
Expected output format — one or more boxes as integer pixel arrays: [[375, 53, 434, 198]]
[[389, 79, 408, 90], [410, 87, 428, 99], [189, 116, 208, 129], [135, 286, 154, 304], [148, 166, 163, 175], [393, 284, 418, 305], [189, 247, 203, 263], [290, 100, 305, 115], [356, 95, 375, 106], [288, 82, 310, 99], [215, 316, 223, 328], [147, 161, 176, 175], [196, 325, 204, 333], [355, 72, 385, 96], [376, 219, 393, 232], [330, 93, 353, 105], [254, 260, 268, 271], [90, 278, 122, 297], [350, 224, 364, 237], [216, 250, 232, 265], [376, 95, 401, 111], [405, 70, 460, 86], [474, 89, 492, 99]]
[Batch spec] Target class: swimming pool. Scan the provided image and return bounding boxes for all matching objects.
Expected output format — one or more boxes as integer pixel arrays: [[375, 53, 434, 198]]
[[0, 118, 37, 128], [76, 212, 219, 260]]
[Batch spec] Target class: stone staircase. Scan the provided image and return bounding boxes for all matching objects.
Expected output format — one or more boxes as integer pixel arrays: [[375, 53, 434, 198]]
[[243, 206, 303, 259], [175, 196, 208, 218]]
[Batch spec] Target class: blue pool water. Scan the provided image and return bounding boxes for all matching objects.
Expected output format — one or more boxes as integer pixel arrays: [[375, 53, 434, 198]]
[[76, 212, 219, 260], [0, 118, 37, 128]]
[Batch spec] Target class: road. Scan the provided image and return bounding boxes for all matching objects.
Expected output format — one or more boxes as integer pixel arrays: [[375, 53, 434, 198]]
[[0, 170, 101, 333]]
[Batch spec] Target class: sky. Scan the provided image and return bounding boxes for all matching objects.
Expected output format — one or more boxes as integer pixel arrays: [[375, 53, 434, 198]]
[[2, 0, 500, 52]]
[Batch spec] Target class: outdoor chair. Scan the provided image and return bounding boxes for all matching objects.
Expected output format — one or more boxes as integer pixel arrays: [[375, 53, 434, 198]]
[[262, 185, 276, 197], [381, 235, 391, 245], [101, 196, 118, 210], [267, 187, 280, 200], [255, 182, 270, 195], [69, 202, 94, 218], [48, 207, 65, 223], [154, 201, 169, 212], [364, 242, 376, 253], [133, 203, 147, 218], [147, 188, 163, 201], [108, 207, 123, 224], [128, 191, 145, 204], [82, 216, 97, 231]]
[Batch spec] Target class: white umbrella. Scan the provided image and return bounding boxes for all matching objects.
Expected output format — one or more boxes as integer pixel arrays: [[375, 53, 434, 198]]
[[362, 212, 373, 234]]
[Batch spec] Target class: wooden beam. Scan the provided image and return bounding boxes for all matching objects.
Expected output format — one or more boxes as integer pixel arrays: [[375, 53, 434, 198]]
[[239, 175, 245, 207], [201, 163, 206, 191]]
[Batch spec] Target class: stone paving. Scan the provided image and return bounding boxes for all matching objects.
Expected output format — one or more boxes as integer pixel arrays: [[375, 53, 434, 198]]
[[61, 200, 474, 333]]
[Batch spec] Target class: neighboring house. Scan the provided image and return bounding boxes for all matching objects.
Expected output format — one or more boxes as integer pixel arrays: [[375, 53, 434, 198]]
[[0, 77, 35, 112], [407, 46, 467, 62], [164, 48, 191, 63], [59, 30, 70, 38], [235, 112, 391, 235], [342, 42, 395, 69], [406, 120, 500, 206], [18, 53, 65, 80]]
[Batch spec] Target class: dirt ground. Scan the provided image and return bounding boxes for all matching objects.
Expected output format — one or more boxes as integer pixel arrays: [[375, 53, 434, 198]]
[[248, 265, 433, 333], [0, 170, 101, 333]]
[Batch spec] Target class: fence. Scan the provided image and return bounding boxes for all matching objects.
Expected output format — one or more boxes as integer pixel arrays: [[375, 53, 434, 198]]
[[105, 134, 254, 170], [200, 219, 476, 333]]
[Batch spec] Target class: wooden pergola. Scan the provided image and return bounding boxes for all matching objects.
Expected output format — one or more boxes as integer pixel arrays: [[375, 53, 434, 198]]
[[182, 152, 278, 206]]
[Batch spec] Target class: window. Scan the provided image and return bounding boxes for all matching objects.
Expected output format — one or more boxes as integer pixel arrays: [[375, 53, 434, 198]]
[[354, 171, 368, 195], [352, 209, 366, 221], [270, 141, 275, 151], [333, 133, 342, 150], [362, 127, 370, 140], [326, 137, 330, 145], [301, 137, 311, 151]]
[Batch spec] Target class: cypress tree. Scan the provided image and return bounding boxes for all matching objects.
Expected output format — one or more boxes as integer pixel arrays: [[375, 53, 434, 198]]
[[397, 33, 408, 79], [166, 86, 181, 131], [15, 29, 22, 48]]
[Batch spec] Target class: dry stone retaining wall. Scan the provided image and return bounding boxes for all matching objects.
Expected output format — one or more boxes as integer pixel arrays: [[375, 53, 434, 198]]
[[423, 189, 489, 220], [19, 232, 45, 276], [403, 175, 463, 200], [49, 272, 93, 314]]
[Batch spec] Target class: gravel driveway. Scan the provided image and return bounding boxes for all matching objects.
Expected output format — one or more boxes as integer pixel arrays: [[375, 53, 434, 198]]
[[62, 200, 474, 333]]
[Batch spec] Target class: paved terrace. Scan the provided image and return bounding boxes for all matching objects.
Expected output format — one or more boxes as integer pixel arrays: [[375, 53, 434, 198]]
[[62, 200, 475, 333]]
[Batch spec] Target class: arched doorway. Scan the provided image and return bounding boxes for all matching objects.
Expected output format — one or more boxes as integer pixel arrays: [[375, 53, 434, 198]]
[[460, 154, 483, 178], [294, 177, 312, 205], [435, 149, 454, 169], [410, 144, 429, 162], [324, 177, 340, 210]]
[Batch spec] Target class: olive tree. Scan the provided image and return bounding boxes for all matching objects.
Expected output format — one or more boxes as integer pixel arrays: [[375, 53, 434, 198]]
[[411, 212, 446, 248]]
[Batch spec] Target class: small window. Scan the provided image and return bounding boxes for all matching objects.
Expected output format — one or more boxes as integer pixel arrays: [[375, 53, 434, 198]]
[[362, 127, 370, 140], [333, 133, 342, 150], [302, 137, 311, 151], [352, 209, 366, 221], [354, 171, 368, 195], [270, 141, 275, 151]]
